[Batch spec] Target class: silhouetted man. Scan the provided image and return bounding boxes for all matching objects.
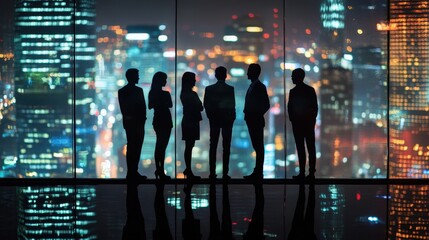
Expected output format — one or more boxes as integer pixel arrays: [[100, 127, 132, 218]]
[[204, 66, 236, 180], [288, 68, 318, 181], [243, 63, 270, 180], [118, 68, 147, 182]]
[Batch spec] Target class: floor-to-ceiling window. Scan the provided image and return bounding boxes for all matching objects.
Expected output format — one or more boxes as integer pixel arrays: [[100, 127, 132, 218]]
[[2, 0, 429, 180]]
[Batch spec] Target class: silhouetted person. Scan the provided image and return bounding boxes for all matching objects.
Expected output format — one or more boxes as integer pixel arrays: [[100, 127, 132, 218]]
[[243, 183, 265, 240], [153, 183, 173, 240], [182, 184, 202, 240], [208, 184, 233, 240], [243, 63, 270, 181], [118, 68, 147, 182], [287, 184, 317, 240], [180, 72, 203, 180], [122, 184, 146, 240], [288, 68, 318, 181], [149, 72, 172, 180], [204, 66, 236, 180]]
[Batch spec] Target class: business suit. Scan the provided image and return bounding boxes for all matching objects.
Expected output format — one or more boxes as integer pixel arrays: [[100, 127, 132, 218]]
[[118, 83, 147, 179], [288, 82, 318, 177], [244, 79, 270, 177], [204, 80, 236, 178]]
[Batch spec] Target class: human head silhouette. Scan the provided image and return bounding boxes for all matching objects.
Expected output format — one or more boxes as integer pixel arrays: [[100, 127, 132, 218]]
[[215, 66, 227, 81], [247, 63, 261, 81], [151, 71, 167, 90], [291, 68, 305, 85], [182, 71, 196, 90], [126, 68, 139, 84]]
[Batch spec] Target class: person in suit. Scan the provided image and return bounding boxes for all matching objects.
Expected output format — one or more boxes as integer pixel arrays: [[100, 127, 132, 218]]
[[204, 66, 236, 180], [122, 183, 146, 240], [243, 63, 270, 181], [180, 72, 203, 180], [288, 68, 318, 181], [118, 68, 147, 182], [149, 72, 172, 180]]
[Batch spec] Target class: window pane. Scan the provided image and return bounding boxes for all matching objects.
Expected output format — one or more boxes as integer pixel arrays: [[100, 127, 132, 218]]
[[176, 0, 285, 178], [93, 0, 175, 178], [285, 0, 388, 178]]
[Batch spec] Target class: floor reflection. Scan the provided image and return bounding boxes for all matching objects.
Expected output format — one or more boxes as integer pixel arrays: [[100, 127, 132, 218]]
[[288, 184, 316, 240], [123, 183, 146, 239], [1, 184, 428, 239]]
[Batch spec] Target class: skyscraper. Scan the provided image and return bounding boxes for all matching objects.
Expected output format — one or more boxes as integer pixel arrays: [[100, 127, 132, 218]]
[[389, 0, 429, 178], [320, 0, 345, 66], [14, 0, 96, 177]]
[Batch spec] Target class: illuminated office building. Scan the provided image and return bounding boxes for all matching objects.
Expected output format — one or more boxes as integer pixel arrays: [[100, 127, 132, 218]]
[[14, 0, 96, 177], [17, 186, 96, 239], [389, 0, 429, 178], [389, 185, 429, 238], [320, 67, 353, 177], [320, 0, 345, 65]]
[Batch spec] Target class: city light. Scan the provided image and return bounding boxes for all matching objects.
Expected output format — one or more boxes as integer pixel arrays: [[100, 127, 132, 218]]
[[125, 33, 149, 40], [223, 35, 238, 42], [246, 26, 263, 32]]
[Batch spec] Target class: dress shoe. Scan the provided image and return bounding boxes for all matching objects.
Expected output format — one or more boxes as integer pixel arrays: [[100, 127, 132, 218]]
[[209, 174, 217, 180], [126, 173, 147, 182], [243, 172, 263, 181], [292, 173, 305, 181], [222, 174, 231, 180], [306, 174, 315, 182], [154, 169, 171, 180], [183, 169, 201, 181]]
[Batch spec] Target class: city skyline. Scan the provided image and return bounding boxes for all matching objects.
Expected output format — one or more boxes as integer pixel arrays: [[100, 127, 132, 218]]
[[0, 0, 426, 179]]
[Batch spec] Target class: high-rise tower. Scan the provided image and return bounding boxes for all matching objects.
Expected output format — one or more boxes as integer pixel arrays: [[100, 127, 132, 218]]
[[320, 0, 345, 66], [389, 0, 429, 178], [14, 0, 96, 177]]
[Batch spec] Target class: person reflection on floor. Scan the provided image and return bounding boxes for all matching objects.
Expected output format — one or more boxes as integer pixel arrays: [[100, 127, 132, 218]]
[[153, 183, 173, 240], [182, 183, 202, 240], [243, 183, 265, 240], [209, 184, 233, 240], [122, 183, 146, 240], [288, 184, 317, 240]]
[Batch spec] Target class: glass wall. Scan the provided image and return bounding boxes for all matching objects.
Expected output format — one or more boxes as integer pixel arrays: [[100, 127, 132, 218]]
[[0, 0, 428, 179], [176, 0, 285, 178], [284, 0, 388, 178]]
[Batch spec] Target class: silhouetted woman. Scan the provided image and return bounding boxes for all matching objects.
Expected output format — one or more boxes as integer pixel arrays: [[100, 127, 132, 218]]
[[149, 71, 172, 180], [180, 72, 203, 180]]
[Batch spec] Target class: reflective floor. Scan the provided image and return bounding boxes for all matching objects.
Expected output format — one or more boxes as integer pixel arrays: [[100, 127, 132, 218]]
[[0, 183, 428, 239]]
